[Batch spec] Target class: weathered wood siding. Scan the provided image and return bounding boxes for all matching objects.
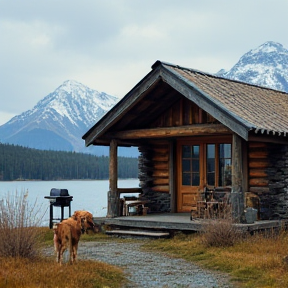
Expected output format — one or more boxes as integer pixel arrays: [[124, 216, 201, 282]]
[[139, 142, 171, 213], [150, 97, 219, 128]]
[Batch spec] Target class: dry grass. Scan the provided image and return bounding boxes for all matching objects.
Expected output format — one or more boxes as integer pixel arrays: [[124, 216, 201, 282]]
[[0, 256, 125, 288], [0, 191, 126, 288], [144, 229, 288, 288], [201, 218, 244, 247], [0, 191, 46, 258]]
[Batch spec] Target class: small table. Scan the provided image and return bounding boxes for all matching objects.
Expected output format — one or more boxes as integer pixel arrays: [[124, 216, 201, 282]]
[[123, 200, 149, 216]]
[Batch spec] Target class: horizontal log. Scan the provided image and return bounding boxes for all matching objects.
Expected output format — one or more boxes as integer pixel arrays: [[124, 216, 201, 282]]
[[249, 178, 269, 187], [152, 155, 169, 162], [249, 142, 268, 148], [249, 152, 268, 159], [249, 169, 268, 177], [117, 188, 142, 194], [152, 170, 169, 177], [249, 160, 269, 168], [151, 185, 170, 192], [106, 124, 231, 139], [249, 187, 270, 194], [153, 147, 169, 154], [154, 163, 169, 170], [153, 178, 169, 185]]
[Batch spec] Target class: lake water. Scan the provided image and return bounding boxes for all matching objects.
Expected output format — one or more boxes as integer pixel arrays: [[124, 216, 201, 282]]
[[0, 179, 139, 226]]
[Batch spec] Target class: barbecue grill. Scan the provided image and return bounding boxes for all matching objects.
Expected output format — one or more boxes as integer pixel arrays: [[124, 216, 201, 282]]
[[44, 188, 73, 229]]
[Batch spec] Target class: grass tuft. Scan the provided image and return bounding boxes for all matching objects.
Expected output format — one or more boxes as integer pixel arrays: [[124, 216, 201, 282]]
[[144, 228, 288, 288]]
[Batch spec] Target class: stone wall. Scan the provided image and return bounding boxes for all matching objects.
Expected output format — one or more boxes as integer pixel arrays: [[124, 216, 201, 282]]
[[265, 144, 288, 219], [138, 146, 171, 213]]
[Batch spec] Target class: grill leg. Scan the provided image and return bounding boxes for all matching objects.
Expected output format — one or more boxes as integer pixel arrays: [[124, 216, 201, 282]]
[[49, 203, 53, 229], [61, 206, 64, 221]]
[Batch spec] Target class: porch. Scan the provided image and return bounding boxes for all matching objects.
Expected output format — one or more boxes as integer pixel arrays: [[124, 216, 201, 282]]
[[93, 213, 288, 235]]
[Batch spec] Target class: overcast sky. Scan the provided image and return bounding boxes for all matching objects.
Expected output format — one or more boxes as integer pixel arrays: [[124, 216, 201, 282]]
[[0, 0, 287, 125]]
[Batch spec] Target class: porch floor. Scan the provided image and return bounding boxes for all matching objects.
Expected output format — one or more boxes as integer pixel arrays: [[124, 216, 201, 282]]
[[94, 213, 288, 233]]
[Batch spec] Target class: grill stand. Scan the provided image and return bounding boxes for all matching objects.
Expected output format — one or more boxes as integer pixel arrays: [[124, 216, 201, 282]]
[[44, 196, 73, 229]]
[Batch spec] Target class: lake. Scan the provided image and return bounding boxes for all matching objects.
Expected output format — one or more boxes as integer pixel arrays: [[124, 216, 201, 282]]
[[0, 179, 139, 226]]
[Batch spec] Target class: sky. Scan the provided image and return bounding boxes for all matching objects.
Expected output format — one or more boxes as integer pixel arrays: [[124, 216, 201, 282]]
[[0, 0, 287, 126]]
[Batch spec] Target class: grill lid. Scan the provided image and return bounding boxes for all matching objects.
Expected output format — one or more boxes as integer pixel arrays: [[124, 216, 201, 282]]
[[50, 188, 69, 197]]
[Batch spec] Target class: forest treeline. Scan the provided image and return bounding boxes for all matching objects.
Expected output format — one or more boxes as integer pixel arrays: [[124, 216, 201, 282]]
[[0, 143, 138, 181]]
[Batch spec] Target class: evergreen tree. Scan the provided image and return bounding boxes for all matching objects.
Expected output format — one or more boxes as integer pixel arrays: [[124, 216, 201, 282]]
[[0, 143, 138, 181]]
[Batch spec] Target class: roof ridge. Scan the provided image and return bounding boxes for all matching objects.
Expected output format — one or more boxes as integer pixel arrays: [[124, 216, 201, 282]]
[[153, 60, 288, 95]]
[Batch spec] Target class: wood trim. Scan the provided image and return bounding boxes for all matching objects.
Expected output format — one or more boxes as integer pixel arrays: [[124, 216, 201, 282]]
[[231, 134, 245, 221], [107, 139, 119, 218], [117, 188, 142, 194], [169, 140, 176, 212], [106, 124, 231, 140], [248, 135, 288, 145]]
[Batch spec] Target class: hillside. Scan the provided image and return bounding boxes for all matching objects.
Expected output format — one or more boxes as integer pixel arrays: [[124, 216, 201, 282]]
[[0, 143, 138, 181]]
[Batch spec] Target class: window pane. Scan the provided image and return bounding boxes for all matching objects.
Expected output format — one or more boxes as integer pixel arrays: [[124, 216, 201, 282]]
[[207, 144, 215, 158], [219, 144, 231, 158], [192, 173, 200, 186], [219, 144, 232, 186], [192, 146, 199, 158], [207, 158, 215, 172], [207, 144, 215, 185], [182, 173, 191, 185], [192, 159, 199, 172], [182, 159, 191, 172], [182, 146, 191, 158], [207, 172, 215, 186]]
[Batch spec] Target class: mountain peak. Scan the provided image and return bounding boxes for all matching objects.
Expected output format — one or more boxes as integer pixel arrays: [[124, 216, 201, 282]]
[[56, 80, 92, 95], [0, 80, 119, 153], [251, 41, 284, 54], [217, 41, 288, 92]]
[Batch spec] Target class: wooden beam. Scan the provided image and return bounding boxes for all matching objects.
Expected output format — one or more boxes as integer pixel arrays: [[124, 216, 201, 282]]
[[231, 133, 245, 222], [107, 139, 119, 218], [106, 124, 231, 139], [169, 140, 176, 212], [117, 188, 142, 194]]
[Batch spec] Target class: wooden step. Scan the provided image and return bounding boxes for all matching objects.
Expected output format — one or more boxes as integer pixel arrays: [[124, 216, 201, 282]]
[[106, 229, 170, 238]]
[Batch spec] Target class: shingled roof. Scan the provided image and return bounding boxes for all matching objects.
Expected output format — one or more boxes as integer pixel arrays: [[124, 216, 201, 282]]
[[160, 61, 288, 138], [83, 60, 288, 146]]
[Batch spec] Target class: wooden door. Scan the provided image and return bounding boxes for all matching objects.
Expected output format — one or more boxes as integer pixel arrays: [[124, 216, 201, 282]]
[[177, 141, 204, 212]]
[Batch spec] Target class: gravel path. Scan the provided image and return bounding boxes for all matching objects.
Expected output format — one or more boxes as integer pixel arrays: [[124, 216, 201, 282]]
[[76, 240, 235, 288]]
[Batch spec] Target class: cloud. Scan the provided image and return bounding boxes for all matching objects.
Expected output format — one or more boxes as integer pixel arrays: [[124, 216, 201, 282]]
[[0, 0, 287, 125]]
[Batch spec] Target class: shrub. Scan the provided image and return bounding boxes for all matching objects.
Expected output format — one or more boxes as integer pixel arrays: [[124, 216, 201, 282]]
[[202, 218, 243, 247], [0, 190, 46, 258], [201, 204, 245, 247]]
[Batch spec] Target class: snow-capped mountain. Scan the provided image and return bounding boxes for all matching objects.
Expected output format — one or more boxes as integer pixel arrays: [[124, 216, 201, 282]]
[[217, 41, 288, 93], [0, 80, 119, 154]]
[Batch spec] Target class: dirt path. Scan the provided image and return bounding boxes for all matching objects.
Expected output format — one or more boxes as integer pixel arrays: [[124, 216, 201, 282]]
[[77, 240, 234, 288]]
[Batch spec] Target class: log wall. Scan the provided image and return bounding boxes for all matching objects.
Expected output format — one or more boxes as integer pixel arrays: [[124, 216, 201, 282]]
[[248, 142, 288, 219], [138, 142, 171, 213]]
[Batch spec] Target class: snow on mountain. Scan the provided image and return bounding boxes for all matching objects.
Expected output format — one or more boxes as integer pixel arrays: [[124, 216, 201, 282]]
[[0, 80, 119, 154], [217, 41, 288, 93]]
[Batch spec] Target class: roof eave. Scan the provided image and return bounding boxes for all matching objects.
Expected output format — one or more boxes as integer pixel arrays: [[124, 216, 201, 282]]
[[82, 65, 163, 146]]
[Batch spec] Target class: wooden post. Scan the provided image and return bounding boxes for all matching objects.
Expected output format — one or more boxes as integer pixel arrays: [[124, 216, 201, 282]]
[[231, 133, 245, 222], [169, 140, 176, 212], [107, 139, 119, 218]]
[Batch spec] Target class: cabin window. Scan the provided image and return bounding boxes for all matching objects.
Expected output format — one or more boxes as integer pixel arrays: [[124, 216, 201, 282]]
[[206, 143, 231, 187], [219, 144, 232, 186], [182, 145, 200, 186], [207, 144, 215, 185]]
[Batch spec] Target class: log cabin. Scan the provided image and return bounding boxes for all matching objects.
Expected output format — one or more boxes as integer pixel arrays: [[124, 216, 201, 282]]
[[83, 60, 288, 223]]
